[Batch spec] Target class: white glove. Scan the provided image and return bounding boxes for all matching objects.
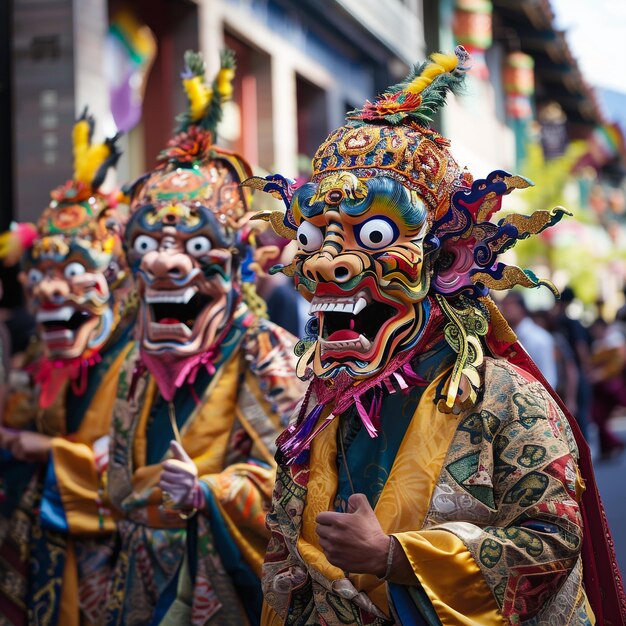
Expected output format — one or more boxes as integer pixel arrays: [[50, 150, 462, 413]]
[[159, 440, 205, 510]]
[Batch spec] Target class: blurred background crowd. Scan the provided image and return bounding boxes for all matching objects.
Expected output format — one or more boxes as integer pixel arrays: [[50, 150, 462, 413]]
[[1, 0, 626, 567]]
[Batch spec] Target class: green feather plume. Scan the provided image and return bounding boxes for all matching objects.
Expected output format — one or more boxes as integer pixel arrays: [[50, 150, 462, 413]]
[[176, 49, 236, 136], [347, 45, 470, 128]]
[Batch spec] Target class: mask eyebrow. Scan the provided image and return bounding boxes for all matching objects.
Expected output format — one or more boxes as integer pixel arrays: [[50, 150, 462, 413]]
[[293, 176, 428, 230], [67, 241, 109, 270], [340, 177, 427, 228], [292, 182, 325, 220], [125, 203, 234, 248]]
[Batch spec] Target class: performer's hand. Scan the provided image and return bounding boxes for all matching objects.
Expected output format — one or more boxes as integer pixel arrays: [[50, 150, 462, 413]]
[[159, 440, 205, 510], [0, 426, 19, 449], [9, 431, 52, 462], [315, 493, 390, 577]]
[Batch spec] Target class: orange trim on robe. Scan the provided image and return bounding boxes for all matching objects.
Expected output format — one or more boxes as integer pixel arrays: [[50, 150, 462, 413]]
[[202, 463, 276, 576], [58, 538, 80, 626], [51, 340, 133, 534]]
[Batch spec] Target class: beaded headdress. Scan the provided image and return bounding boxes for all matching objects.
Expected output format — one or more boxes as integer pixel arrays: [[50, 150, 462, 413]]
[[0, 109, 124, 265], [127, 50, 253, 239]]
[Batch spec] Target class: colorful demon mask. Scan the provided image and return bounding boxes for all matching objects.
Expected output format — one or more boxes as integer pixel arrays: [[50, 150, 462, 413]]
[[288, 173, 434, 379], [14, 110, 129, 363], [248, 50, 472, 382], [125, 50, 255, 400], [247, 47, 570, 458]]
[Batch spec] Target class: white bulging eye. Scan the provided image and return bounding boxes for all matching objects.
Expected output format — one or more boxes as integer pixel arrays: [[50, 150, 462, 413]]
[[296, 221, 324, 252], [185, 236, 212, 256], [133, 235, 158, 254], [64, 262, 86, 279], [357, 218, 397, 250], [27, 268, 43, 286]]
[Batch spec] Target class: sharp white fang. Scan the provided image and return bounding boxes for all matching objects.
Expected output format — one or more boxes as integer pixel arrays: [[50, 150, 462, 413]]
[[353, 297, 367, 315], [146, 287, 198, 304], [37, 306, 75, 323]]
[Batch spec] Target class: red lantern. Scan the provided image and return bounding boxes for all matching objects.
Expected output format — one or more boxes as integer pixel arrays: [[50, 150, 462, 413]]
[[503, 52, 535, 119], [453, 0, 493, 80]]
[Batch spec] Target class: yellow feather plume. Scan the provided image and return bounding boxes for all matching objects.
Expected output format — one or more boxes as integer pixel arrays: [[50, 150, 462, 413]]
[[216, 67, 235, 101], [73, 118, 91, 173], [74, 143, 111, 185], [406, 52, 459, 95], [183, 75, 213, 122], [430, 52, 459, 73], [72, 113, 119, 187]]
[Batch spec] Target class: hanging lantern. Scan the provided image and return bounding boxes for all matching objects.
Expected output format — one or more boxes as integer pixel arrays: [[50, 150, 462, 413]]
[[453, 0, 493, 80], [503, 52, 534, 120]]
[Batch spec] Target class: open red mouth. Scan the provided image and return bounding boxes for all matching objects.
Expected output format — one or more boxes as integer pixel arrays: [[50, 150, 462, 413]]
[[36, 305, 94, 347], [311, 277, 404, 358], [145, 286, 214, 339]]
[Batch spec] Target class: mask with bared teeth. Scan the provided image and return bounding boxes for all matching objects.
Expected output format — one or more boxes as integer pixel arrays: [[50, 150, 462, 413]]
[[18, 109, 129, 362], [124, 50, 255, 400], [290, 173, 434, 379], [247, 46, 568, 401], [247, 50, 472, 382], [126, 159, 250, 361]]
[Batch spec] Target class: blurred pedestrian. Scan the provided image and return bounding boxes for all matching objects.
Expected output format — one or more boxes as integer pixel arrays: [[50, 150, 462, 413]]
[[552, 286, 592, 439], [532, 309, 579, 413], [255, 235, 310, 339], [588, 317, 626, 460], [500, 291, 558, 388]]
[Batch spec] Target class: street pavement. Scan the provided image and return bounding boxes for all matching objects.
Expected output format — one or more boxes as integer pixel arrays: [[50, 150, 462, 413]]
[[591, 416, 626, 576]]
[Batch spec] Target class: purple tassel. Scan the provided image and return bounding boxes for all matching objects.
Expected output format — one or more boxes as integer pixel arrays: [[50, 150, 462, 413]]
[[278, 358, 428, 461], [286, 412, 336, 462], [278, 401, 327, 460]]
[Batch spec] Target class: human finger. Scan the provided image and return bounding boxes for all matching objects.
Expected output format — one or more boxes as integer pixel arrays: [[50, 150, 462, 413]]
[[347, 493, 370, 514], [316, 511, 348, 527]]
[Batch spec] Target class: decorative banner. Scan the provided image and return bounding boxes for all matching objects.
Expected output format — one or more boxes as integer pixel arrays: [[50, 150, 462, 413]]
[[453, 0, 493, 80], [587, 123, 625, 167], [104, 8, 157, 133], [503, 51, 534, 120]]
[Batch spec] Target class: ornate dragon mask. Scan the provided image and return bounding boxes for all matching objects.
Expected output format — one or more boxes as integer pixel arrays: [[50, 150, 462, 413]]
[[126, 154, 251, 359], [247, 47, 568, 415], [125, 50, 257, 399], [18, 110, 128, 361]]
